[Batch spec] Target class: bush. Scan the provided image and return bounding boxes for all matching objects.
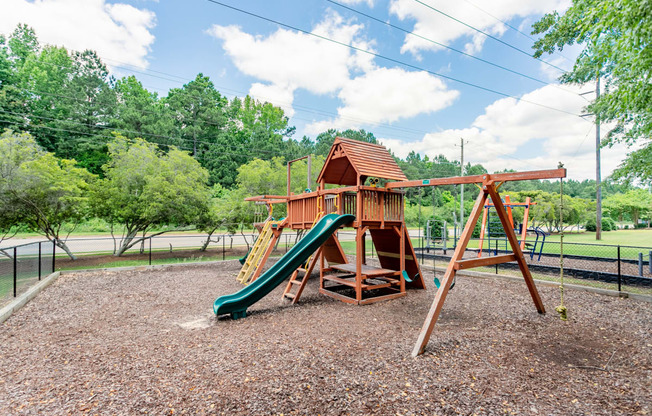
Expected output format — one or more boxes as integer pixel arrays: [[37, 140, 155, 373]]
[[635, 222, 649, 229], [585, 217, 616, 232], [603, 217, 617, 231]]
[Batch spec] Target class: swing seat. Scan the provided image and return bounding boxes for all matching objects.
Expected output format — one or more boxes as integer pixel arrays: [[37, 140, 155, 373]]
[[434, 276, 456, 291]]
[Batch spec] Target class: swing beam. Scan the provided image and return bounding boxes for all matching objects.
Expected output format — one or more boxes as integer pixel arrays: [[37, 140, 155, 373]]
[[388, 169, 567, 357]]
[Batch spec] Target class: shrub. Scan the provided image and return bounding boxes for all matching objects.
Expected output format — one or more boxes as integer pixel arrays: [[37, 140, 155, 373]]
[[585, 217, 616, 231], [603, 217, 617, 231]]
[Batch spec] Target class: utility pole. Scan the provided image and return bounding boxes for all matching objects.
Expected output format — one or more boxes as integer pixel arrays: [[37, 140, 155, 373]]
[[595, 76, 602, 240]]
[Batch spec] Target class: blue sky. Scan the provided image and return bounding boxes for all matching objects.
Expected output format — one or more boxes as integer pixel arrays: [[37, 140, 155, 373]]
[[2, 0, 630, 180]]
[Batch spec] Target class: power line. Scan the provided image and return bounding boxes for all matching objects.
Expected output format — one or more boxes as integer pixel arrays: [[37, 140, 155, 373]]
[[18, 52, 441, 141], [458, 0, 576, 65], [326, 0, 574, 91], [204, 0, 581, 117], [0, 110, 289, 160], [411, 0, 568, 73]]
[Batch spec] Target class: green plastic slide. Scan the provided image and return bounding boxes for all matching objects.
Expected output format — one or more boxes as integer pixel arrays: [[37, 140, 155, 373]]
[[214, 213, 355, 319]]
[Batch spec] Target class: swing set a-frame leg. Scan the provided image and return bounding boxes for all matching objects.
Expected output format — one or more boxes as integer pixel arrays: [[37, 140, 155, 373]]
[[412, 183, 545, 357], [412, 190, 487, 357]]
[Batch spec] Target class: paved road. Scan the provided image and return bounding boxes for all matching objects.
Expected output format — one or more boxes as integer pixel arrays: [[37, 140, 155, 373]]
[[1, 230, 361, 256]]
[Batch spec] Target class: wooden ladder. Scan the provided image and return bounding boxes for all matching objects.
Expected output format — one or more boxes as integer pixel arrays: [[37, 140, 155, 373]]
[[236, 220, 275, 284], [282, 247, 322, 304]]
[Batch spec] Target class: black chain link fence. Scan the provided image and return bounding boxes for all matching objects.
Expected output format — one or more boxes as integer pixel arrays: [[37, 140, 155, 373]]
[[2, 230, 651, 306]]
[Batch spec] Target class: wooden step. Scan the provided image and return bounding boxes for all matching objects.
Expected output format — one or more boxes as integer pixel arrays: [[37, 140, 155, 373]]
[[283, 293, 296, 299], [290, 279, 303, 285]]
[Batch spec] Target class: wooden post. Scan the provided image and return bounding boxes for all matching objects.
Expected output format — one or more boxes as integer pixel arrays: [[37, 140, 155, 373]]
[[412, 190, 488, 357], [520, 197, 531, 250], [399, 223, 406, 293], [356, 179, 363, 302]]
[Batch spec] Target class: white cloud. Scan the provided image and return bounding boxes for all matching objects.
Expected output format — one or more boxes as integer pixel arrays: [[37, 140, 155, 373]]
[[378, 84, 628, 180], [209, 11, 459, 133], [389, 0, 569, 57], [339, 0, 375, 6], [0, 0, 156, 68], [305, 67, 459, 134], [249, 82, 296, 118], [207, 11, 374, 97]]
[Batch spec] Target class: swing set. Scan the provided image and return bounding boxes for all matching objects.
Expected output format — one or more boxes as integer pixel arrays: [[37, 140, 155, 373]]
[[220, 138, 568, 356], [477, 195, 549, 261]]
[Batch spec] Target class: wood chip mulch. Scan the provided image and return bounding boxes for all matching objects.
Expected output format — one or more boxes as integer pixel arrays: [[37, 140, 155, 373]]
[[0, 260, 650, 415]]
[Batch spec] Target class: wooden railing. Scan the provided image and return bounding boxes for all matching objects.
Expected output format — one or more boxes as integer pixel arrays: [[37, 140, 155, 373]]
[[383, 192, 403, 222], [342, 193, 356, 217], [286, 188, 403, 227], [287, 194, 319, 229]]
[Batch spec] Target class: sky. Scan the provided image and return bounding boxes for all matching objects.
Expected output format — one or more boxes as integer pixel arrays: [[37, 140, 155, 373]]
[[1, 0, 631, 180]]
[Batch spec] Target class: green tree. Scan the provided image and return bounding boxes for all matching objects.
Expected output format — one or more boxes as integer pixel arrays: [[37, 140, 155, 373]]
[[532, 0, 652, 182], [514, 191, 592, 232], [54, 50, 117, 173], [166, 73, 227, 156], [19, 45, 74, 151], [603, 189, 652, 226], [0, 130, 94, 259], [196, 185, 250, 251], [112, 75, 174, 142], [313, 128, 378, 156], [0, 25, 40, 132], [0, 129, 42, 245], [91, 136, 210, 256]]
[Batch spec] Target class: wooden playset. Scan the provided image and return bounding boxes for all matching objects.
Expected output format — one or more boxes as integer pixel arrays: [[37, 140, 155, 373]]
[[228, 137, 566, 355]]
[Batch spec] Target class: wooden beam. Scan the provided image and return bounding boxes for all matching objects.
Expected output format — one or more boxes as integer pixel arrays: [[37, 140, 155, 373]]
[[412, 190, 488, 357], [486, 184, 545, 314], [454, 254, 517, 270], [386, 168, 566, 189]]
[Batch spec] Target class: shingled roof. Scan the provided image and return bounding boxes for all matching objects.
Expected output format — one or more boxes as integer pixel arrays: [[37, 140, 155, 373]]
[[317, 137, 407, 186]]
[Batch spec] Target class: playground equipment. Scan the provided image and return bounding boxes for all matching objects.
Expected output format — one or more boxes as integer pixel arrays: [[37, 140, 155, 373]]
[[477, 196, 548, 261], [213, 137, 566, 356], [425, 218, 448, 253]]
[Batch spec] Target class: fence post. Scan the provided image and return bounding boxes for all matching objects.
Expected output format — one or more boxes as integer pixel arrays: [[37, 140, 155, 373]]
[[617, 245, 622, 292], [649, 250, 652, 274], [638, 252, 643, 277], [149, 237, 152, 266], [495, 239, 498, 274], [222, 235, 225, 261], [13, 246, 17, 297], [38, 241, 42, 280], [51, 240, 55, 273]]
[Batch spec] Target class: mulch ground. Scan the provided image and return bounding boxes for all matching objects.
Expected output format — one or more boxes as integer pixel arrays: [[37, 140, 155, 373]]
[[0, 260, 650, 415]]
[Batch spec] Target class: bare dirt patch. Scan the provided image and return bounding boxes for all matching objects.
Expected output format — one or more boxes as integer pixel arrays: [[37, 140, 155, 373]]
[[0, 261, 650, 415]]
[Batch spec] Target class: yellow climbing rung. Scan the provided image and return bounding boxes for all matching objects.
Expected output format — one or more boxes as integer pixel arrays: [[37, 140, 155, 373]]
[[236, 220, 279, 285]]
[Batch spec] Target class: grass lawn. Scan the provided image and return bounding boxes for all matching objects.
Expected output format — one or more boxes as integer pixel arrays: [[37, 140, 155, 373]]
[[545, 228, 652, 247]]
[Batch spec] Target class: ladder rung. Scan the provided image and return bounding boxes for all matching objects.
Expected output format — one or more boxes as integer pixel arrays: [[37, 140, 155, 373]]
[[290, 279, 302, 285], [284, 293, 296, 299]]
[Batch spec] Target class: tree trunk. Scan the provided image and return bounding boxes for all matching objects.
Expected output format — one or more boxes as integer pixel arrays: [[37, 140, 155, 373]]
[[199, 229, 220, 252], [114, 229, 140, 256], [54, 239, 77, 260]]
